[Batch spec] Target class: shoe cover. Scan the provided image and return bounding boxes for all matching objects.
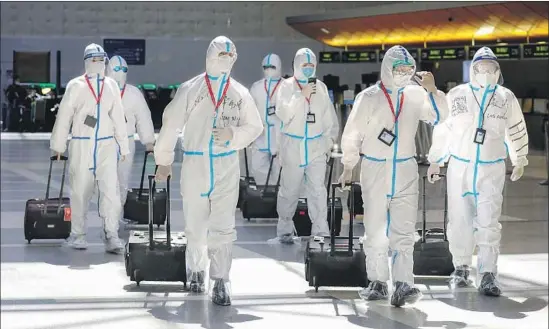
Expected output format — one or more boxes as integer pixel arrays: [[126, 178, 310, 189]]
[[105, 236, 124, 254], [189, 271, 206, 293], [449, 265, 473, 289], [66, 234, 88, 250], [390, 281, 423, 307], [267, 233, 300, 245], [478, 272, 502, 297], [358, 280, 388, 301], [210, 278, 232, 306]]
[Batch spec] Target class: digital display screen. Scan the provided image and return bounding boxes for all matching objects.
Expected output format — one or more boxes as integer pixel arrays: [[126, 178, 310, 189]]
[[318, 52, 341, 63], [523, 44, 549, 58], [421, 47, 466, 60], [379, 49, 418, 61], [341, 51, 377, 63], [469, 45, 520, 59], [103, 39, 146, 65], [139, 84, 157, 90]]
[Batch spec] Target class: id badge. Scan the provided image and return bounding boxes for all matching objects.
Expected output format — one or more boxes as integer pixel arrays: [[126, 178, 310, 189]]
[[306, 113, 316, 124], [84, 115, 97, 128], [267, 106, 276, 116], [474, 128, 486, 145], [378, 128, 396, 146]]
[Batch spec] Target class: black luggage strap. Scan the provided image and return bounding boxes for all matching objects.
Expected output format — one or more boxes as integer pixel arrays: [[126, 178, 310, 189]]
[[243, 148, 250, 179], [44, 155, 68, 215], [148, 174, 171, 250], [330, 182, 354, 256], [421, 174, 448, 243], [139, 150, 159, 199]]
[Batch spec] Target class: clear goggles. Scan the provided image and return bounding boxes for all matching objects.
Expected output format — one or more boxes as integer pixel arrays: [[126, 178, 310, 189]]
[[473, 60, 499, 74], [263, 65, 277, 70], [113, 66, 128, 73], [218, 51, 235, 58], [392, 64, 415, 76], [89, 56, 105, 63], [301, 63, 315, 69]]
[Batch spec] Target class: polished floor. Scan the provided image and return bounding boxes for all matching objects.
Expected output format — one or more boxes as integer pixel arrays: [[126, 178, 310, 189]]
[[1, 138, 548, 329]]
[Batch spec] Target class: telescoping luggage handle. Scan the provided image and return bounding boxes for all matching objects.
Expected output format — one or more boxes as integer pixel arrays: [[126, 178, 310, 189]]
[[139, 150, 159, 199], [243, 148, 251, 179], [263, 154, 283, 189], [44, 155, 69, 214], [147, 174, 171, 250], [421, 174, 448, 243], [330, 181, 354, 256]]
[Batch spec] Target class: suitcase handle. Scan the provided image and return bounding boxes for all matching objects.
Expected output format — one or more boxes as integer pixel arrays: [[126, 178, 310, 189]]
[[148, 174, 171, 250], [330, 182, 353, 256], [139, 151, 158, 199], [421, 174, 448, 243], [243, 148, 250, 179], [44, 155, 68, 214]]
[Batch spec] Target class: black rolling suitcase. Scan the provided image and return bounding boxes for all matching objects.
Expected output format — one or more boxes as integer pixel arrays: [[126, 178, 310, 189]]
[[24, 155, 71, 243], [413, 174, 454, 276], [123, 151, 167, 227], [238, 148, 256, 209], [241, 155, 281, 220], [305, 182, 369, 292], [347, 184, 364, 215], [292, 155, 343, 236], [125, 175, 188, 287]]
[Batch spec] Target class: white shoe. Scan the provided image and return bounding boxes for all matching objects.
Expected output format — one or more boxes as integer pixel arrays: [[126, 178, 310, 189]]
[[105, 236, 124, 254], [67, 235, 88, 250]]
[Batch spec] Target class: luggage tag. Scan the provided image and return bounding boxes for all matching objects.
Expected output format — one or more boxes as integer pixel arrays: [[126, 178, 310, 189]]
[[306, 113, 316, 124], [64, 207, 72, 222], [267, 106, 276, 116], [84, 115, 98, 128], [378, 128, 396, 147], [474, 128, 486, 145]]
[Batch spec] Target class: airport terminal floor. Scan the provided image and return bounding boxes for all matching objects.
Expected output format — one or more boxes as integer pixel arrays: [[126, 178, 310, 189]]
[[1, 139, 548, 329]]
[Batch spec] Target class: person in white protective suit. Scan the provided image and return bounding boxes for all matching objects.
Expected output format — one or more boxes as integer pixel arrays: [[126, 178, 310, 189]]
[[50, 43, 130, 253], [273, 48, 340, 244], [426, 47, 528, 297], [339, 45, 449, 307], [249, 53, 283, 185], [153, 36, 263, 306], [106, 55, 155, 216]]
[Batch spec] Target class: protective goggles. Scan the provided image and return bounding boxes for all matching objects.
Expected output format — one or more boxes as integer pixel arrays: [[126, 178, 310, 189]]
[[84, 52, 107, 61], [218, 51, 235, 58], [473, 60, 499, 74], [113, 66, 128, 73], [301, 63, 315, 68], [263, 65, 277, 70], [392, 64, 415, 75]]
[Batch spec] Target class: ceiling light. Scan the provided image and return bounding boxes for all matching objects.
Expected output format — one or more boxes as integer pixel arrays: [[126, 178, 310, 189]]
[[321, 28, 330, 34], [475, 26, 495, 36]]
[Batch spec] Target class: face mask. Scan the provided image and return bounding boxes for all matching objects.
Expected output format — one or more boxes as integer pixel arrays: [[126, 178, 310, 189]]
[[302, 67, 314, 78], [475, 73, 498, 88], [111, 71, 126, 88], [217, 56, 232, 74], [264, 68, 277, 79], [393, 73, 412, 87], [85, 61, 105, 76]]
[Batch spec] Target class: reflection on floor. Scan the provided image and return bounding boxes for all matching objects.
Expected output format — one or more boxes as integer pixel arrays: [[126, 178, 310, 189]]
[[1, 139, 548, 329]]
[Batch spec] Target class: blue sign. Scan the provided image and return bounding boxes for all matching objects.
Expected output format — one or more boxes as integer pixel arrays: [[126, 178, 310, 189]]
[[103, 39, 146, 65]]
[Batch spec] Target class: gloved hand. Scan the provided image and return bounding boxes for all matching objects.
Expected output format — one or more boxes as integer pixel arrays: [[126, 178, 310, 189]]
[[146, 143, 154, 152], [427, 163, 441, 183], [301, 82, 317, 99], [212, 127, 233, 146], [337, 167, 353, 190], [510, 165, 524, 182], [325, 138, 334, 154], [416, 71, 437, 93], [155, 165, 172, 182], [120, 155, 126, 162]]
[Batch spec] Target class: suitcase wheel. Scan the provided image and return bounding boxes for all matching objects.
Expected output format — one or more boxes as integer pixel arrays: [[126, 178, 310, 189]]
[[157, 224, 160, 228], [313, 276, 318, 292], [27, 239, 31, 244], [183, 281, 187, 289], [134, 269, 142, 286]]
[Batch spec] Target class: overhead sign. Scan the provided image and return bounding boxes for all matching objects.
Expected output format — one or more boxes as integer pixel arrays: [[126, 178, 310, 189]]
[[523, 44, 549, 59], [469, 45, 520, 59], [103, 39, 146, 65], [421, 47, 466, 60], [318, 52, 341, 63], [379, 49, 419, 61], [341, 51, 377, 63]]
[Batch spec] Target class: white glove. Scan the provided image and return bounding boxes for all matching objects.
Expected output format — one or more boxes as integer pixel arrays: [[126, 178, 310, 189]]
[[212, 127, 233, 146], [145, 143, 154, 152], [510, 165, 524, 182], [301, 83, 317, 99], [427, 163, 441, 183], [325, 138, 334, 154], [416, 71, 437, 93], [337, 168, 353, 190], [155, 165, 172, 182]]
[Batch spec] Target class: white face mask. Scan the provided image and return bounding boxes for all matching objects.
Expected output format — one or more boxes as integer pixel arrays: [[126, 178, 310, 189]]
[[475, 73, 498, 88], [217, 56, 232, 74], [264, 68, 277, 79], [85, 61, 105, 76], [393, 73, 412, 87], [111, 71, 127, 88]]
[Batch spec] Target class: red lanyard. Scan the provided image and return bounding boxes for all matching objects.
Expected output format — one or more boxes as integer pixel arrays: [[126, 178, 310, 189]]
[[84, 75, 105, 105], [264, 79, 281, 102], [120, 85, 126, 99], [294, 77, 310, 105], [380, 82, 405, 123], [205, 74, 231, 110]]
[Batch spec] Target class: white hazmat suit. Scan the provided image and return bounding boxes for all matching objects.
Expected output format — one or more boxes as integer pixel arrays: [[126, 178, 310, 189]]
[[50, 43, 130, 253], [427, 47, 528, 297], [249, 53, 283, 185], [340, 45, 449, 306], [274, 48, 339, 242], [154, 36, 263, 306], [106, 55, 155, 208]]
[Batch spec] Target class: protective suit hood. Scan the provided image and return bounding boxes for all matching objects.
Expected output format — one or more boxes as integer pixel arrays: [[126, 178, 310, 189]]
[[380, 46, 416, 89], [293, 48, 317, 83], [470, 47, 503, 88], [205, 36, 237, 78], [83, 43, 107, 77], [262, 53, 282, 80], [106, 55, 128, 89]]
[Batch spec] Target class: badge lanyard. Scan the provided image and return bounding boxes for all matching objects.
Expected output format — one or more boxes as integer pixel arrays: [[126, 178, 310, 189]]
[[380, 82, 405, 131], [264, 79, 281, 104], [294, 77, 311, 108], [85, 75, 105, 105], [469, 85, 497, 129], [120, 85, 126, 99], [205, 74, 231, 111]]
